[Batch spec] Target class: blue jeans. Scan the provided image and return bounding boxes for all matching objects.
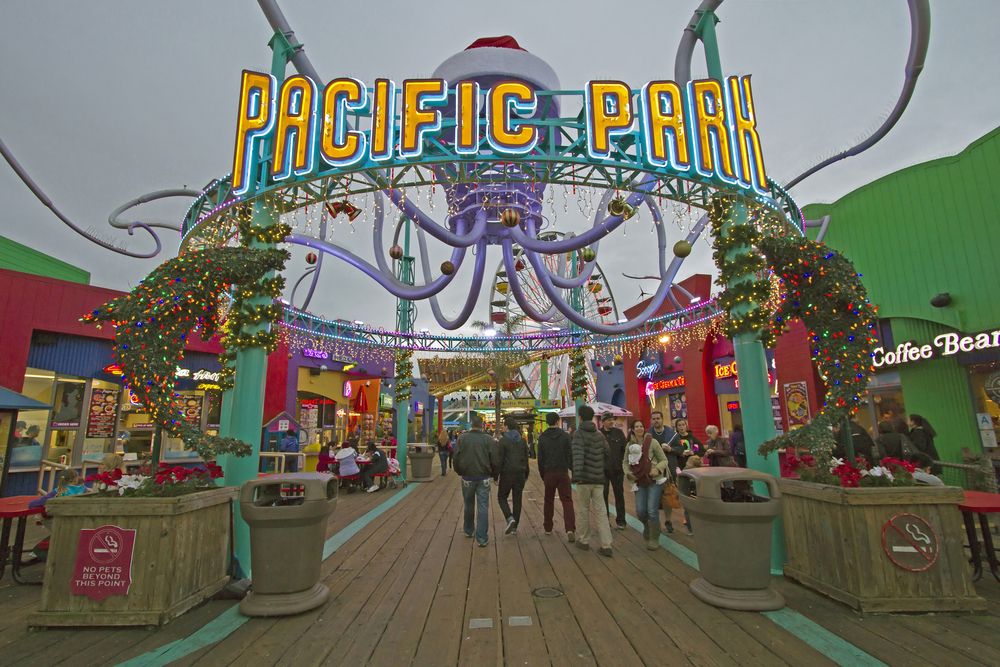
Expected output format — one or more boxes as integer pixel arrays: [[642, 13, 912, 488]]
[[439, 452, 449, 475], [634, 483, 664, 524], [462, 478, 491, 545]]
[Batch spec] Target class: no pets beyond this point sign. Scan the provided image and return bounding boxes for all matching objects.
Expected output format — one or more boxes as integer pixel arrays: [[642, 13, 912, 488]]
[[70, 525, 137, 600]]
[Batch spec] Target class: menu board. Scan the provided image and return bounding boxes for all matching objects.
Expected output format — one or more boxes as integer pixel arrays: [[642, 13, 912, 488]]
[[86, 388, 120, 439], [173, 395, 203, 427]]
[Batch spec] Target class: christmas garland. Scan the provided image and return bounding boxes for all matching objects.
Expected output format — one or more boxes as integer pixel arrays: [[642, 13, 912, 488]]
[[83, 243, 289, 460], [569, 347, 588, 400], [756, 235, 878, 456], [709, 197, 775, 347], [394, 348, 413, 402]]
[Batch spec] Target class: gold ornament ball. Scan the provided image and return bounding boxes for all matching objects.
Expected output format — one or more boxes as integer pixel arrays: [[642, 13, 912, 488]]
[[501, 209, 520, 228], [389, 245, 404, 260], [673, 240, 692, 258], [441, 261, 455, 275]]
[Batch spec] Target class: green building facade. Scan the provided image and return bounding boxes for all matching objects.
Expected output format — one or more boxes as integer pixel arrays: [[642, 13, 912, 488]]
[[803, 126, 1000, 462], [0, 235, 90, 285]]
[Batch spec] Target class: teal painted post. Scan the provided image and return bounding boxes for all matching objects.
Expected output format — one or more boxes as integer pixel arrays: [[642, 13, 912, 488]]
[[540, 359, 549, 401], [219, 32, 293, 576], [222, 197, 278, 576], [396, 400, 409, 478], [723, 198, 786, 572], [694, 10, 724, 83]]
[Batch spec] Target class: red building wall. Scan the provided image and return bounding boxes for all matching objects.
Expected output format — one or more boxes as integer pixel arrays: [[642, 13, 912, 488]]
[[620, 274, 823, 434], [0, 268, 223, 393]]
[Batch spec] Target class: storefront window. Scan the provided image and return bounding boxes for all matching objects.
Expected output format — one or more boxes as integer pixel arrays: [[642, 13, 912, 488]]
[[12, 369, 54, 467]]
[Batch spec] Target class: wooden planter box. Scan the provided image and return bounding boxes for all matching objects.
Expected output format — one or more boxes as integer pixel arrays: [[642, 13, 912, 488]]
[[779, 479, 985, 613], [28, 486, 237, 628]]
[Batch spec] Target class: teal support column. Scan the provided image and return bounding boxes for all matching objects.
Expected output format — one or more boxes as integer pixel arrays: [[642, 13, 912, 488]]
[[540, 359, 549, 401], [396, 401, 409, 478], [222, 198, 278, 577], [722, 197, 786, 572]]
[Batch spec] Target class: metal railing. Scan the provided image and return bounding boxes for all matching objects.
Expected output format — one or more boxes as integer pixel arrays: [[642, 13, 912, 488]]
[[935, 458, 999, 493]]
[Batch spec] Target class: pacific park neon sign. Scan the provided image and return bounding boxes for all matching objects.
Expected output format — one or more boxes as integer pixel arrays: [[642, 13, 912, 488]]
[[232, 73, 768, 196]]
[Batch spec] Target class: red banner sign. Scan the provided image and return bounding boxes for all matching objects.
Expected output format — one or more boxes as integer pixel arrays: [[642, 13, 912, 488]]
[[70, 525, 137, 600]]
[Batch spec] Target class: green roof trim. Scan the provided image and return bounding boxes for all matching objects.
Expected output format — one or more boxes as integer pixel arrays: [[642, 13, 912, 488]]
[[0, 235, 90, 285]]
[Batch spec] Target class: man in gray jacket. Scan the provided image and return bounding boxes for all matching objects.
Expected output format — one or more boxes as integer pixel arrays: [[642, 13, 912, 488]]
[[571, 405, 613, 557], [453, 414, 498, 547]]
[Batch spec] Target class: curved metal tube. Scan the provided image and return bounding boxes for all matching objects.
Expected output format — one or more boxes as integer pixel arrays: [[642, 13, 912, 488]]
[[289, 266, 317, 305], [674, 0, 725, 84], [0, 136, 162, 259], [508, 177, 656, 255], [783, 0, 931, 189], [109, 189, 199, 231], [385, 188, 486, 248], [416, 235, 489, 330], [256, 0, 324, 84], [288, 233, 467, 300], [803, 215, 831, 243]]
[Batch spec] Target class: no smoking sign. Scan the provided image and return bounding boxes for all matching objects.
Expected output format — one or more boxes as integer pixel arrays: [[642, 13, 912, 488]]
[[882, 514, 939, 572]]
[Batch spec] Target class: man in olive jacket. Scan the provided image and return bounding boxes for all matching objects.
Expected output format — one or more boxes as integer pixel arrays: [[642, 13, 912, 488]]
[[571, 404, 613, 557], [453, 414, 498, 547], [496, 416, 530, 535], [600, 413, 628, 530]]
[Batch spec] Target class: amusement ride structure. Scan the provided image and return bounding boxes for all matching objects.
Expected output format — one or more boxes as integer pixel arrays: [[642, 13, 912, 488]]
[[0, 0, 931, 572]]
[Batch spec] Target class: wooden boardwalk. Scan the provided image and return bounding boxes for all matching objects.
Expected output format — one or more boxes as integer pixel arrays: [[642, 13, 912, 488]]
[[3, 463, 1000, 666]]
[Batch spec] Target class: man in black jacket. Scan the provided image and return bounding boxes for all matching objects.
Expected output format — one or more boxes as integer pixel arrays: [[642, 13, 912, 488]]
[[454, 414, 498, 547], [600, 413, 628, 530], [537, 411, 576, 541], [572, 404, 613, 557], [496, 416, 530, 535]]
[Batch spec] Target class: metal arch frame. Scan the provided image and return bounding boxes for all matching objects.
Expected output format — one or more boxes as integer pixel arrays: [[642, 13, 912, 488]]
[[280, 296, 722, 354]]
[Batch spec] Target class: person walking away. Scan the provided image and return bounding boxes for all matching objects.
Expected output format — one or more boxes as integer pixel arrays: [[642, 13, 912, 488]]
[[600, 413, 628, 530], [729, 423, 746, 468], [527, 428, 537, 459], [875, 420, 916, 460], [496, 417, 530, 535], [705, 426, 734, 466], [571, 405, 613, 557], [436, 428, 451, 476], [453, 414, 497, 547], [537, 411, 576, 541], [648, 410, 681, 532], [850, 413, 879, 465], [908, 414, 942, 473], [360, 441, 386, 492], [624, 419, 669, 549], [279, 428, 300, 473]]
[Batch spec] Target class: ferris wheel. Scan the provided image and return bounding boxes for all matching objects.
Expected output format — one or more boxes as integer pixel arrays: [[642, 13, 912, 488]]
[[486, 231, 621, 332], [486, 232, 620, 402]]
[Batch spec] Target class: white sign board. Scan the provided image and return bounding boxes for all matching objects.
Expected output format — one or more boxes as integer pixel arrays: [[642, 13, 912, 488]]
[[977, 413, 997, 448], [278, 419, 290, 432]]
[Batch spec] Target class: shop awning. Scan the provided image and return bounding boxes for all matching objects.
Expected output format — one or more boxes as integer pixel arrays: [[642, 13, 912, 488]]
[[0, 387, 51, 411], [558, 402, 632, 418]]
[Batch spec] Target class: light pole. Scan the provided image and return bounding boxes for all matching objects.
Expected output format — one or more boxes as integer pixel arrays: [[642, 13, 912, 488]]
[[466, 385, 471, 429]]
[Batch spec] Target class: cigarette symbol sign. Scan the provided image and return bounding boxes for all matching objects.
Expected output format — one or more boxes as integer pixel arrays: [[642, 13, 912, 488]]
[[882, 514, 939, 572]]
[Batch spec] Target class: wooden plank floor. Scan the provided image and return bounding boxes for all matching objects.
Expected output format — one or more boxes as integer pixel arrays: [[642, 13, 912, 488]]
[[2, 464, 1000, 666]]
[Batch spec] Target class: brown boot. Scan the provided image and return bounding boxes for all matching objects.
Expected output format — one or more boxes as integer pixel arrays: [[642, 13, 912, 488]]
[[647, 520, 660, 550], [641, 520, 650, 541]]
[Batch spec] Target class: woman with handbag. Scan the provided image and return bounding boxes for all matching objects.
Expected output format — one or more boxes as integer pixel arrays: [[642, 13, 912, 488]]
[[623, 419, 669, 550]]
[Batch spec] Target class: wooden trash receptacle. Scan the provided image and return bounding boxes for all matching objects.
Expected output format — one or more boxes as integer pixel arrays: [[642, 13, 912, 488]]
[[28, 486, 237, 628], [779, 479, 986, 613]]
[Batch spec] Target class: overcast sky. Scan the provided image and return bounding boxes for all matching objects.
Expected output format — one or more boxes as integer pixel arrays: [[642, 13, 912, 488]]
[[1, 0, 997, 336]]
